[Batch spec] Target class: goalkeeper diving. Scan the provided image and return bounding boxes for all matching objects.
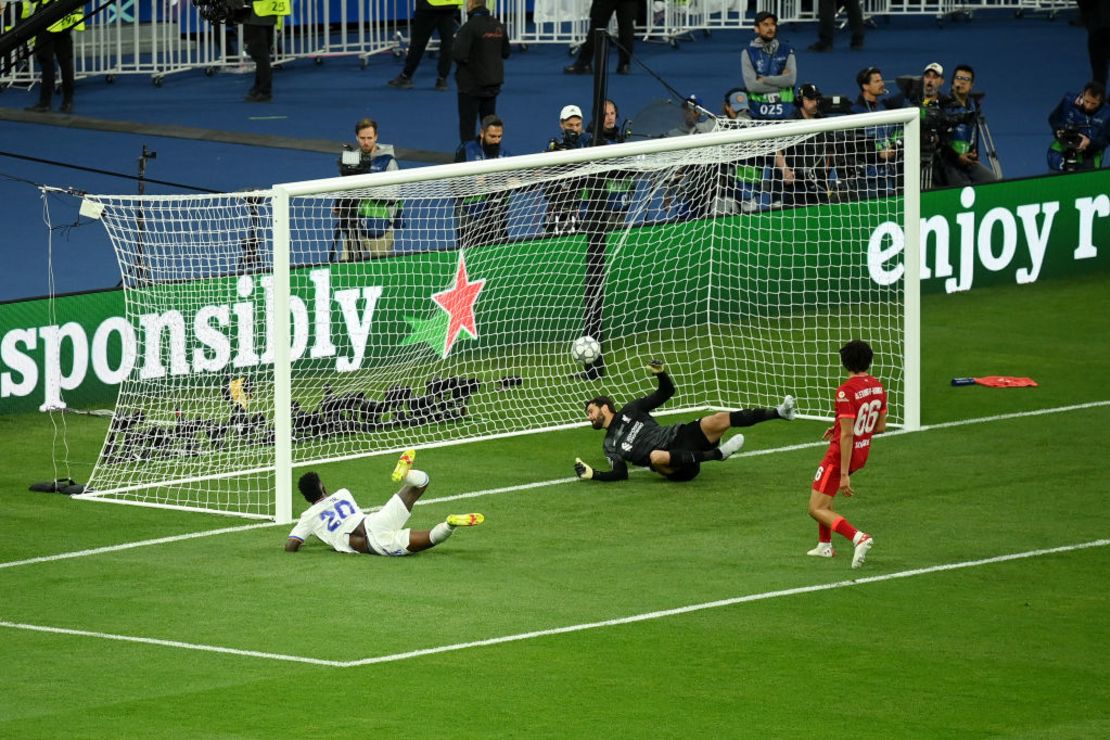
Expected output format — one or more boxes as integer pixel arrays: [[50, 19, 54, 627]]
[[575, 360, 796, 482]]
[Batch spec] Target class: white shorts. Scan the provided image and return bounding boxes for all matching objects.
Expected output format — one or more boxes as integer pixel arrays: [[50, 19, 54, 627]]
[[364, 493, 412, 557]]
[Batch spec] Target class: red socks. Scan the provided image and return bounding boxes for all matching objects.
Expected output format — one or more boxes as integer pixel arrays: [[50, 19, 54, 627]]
[[818, 523, 832, 544], [831, 516, 858, 542]]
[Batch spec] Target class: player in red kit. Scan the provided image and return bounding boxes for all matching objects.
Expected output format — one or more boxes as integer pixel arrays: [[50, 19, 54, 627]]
[[807, 339, 887, 568]]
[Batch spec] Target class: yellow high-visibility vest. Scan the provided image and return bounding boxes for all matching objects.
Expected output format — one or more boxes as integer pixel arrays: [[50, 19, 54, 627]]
[[252, 0, 291, 17], [21, 0, 86, 32]]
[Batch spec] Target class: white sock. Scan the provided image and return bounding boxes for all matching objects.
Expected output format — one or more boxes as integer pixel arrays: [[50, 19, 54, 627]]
[[429, 521, 454, 544], [405, 469, 429, 488]]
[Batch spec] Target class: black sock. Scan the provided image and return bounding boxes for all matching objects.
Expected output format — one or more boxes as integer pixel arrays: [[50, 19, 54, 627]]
[[729, 408, 778, 427], [671, 449, 722, 465]]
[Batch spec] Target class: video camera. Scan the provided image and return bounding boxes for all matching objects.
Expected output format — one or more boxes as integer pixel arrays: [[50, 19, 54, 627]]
[[338, 145, 376, 177], [550, 130, 585, 150], [192, 0, 249, 24], [817, 95, 854, 116], [1056, 124, 1087, 172], [921, 105, 977, 138]]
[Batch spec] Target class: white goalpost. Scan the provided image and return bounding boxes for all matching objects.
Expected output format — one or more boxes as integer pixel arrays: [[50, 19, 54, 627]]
[[75, 108, 920, 522]]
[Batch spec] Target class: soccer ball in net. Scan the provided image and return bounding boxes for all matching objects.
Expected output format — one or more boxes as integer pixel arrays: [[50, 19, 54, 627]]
[[570, 336, 601, 365]]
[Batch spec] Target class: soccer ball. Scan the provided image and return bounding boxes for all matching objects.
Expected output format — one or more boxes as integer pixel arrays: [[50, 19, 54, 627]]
[[571, 335, 601, 365]]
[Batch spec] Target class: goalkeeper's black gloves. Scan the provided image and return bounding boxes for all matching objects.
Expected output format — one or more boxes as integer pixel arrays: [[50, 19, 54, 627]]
[[574, 457, 594, 480], [646, 359, 667, 375]]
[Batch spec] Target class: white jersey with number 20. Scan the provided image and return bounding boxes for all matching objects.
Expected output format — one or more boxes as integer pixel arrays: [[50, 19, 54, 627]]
[[287, 488, 365, 554]]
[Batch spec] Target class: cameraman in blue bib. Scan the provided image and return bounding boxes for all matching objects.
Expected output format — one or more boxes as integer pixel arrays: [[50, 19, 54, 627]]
[[334, 118, 401, 261], [1048, 81, 1110, 172], [543, 105, 592, 235], [938, 64, 998, 185], [455, 114, 512, 247]]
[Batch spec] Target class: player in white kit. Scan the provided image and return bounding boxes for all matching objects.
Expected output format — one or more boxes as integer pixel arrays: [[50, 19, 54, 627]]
[[285, 450, 483, 556]]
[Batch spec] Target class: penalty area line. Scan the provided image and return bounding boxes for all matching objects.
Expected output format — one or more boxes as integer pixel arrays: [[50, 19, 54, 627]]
[[2, 539, 1105, 668]]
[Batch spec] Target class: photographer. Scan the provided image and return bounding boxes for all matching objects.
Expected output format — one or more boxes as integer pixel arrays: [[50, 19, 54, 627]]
[[543, 105, 592, 235], [334, 119, 401, 261], [851, 67, 907, 197], [454, 114, 511, 248], [938, 64, 997, 185], [903, 63, 948, 188], [770, 83, 831, 207], [1048, 81, 1110, 172]]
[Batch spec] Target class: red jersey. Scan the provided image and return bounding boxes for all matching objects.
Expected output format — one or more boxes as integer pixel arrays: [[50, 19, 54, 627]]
[[827, 373, 887, 472]]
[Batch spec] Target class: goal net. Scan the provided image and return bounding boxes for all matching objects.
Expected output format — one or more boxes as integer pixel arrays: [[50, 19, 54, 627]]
[[77, 109, 920, 521]]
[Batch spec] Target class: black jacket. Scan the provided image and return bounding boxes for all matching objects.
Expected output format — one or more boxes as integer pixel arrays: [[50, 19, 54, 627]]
[[453, 8, 510, 96]]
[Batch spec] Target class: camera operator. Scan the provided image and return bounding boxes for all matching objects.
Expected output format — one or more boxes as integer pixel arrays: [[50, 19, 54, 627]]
[[938, 64, 997, 185], [851, 67, 907, 197], [1047, 81, 1110, 172], [722, 88, 753, 122], [334, 119, 401, 261], [454, 114, 511, 248], [901, 63, 947, 189], [916, 62, 945, 107], [543, 105, 592, 235], [770, 83, 832, 207]]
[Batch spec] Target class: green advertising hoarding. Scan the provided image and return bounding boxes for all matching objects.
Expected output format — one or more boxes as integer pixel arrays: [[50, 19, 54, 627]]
[[2, 171, 1108, 415]]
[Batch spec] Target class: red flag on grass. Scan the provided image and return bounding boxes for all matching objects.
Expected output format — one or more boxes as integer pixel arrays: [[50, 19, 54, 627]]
[[972, 376, 1039, 388]]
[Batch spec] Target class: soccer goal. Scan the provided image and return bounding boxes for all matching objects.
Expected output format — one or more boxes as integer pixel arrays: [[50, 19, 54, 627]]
[[76, 108, 920, 522]]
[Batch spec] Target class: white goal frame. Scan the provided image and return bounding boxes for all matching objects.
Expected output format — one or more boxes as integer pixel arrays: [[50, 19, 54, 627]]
[[77, 108, 919, 523]]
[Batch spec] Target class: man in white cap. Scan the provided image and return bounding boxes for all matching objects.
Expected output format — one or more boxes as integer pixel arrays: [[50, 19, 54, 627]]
[[915, 62, 947, 189], [547, 104, 591, 151], [544, 104, 591, 234], [921, 62, 945, 106]]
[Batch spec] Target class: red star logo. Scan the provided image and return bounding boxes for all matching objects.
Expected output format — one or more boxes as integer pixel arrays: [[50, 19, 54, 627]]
[[432, 252, 486, 358]]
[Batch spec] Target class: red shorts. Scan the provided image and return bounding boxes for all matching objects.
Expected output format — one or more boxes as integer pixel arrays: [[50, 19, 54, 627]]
[[812, 452, 865, 497]]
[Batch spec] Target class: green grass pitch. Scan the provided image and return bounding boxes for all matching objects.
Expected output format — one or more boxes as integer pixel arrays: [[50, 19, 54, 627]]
[[2, 273, 1109, 737]]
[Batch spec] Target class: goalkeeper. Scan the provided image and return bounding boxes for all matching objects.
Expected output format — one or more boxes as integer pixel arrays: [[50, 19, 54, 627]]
[[285, 450, 484, 556], [575, 361, 796, 482]]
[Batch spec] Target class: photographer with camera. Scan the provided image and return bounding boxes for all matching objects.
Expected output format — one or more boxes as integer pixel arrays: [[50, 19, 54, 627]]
[[333, 119, 401, 261], [851, 67, 907, 197], [938, 64, 997, 185], [454, 114, 511, 248], [770, 83, 832, 207], [543, 105, 592, 235], [904, 62, 949, 189], [1048, 81, 1110, 172], [916, 62, 945, 107]]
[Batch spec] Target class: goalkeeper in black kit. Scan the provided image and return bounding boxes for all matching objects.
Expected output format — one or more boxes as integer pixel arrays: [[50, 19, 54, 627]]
[[575, 360, 796, 482]]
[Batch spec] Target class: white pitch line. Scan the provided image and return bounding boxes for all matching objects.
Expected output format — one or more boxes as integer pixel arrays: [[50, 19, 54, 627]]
[[0, 621, 343, 667], [3, 539, 1107, 668], [0, 522, 275, 570], [3, 400, 1107, 571]]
